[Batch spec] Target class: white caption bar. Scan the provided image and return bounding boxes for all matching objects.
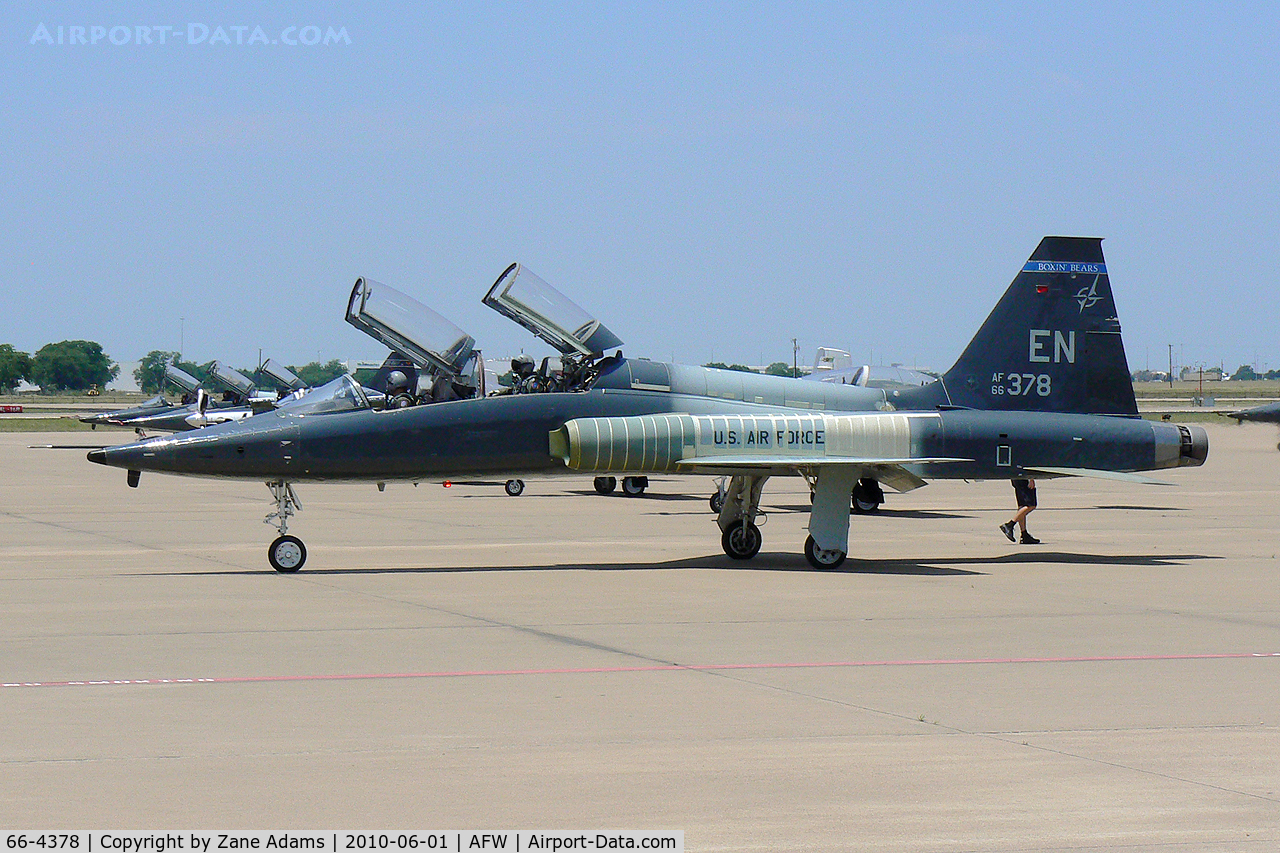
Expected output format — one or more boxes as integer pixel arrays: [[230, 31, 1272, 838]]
[[3, 833, 683, 853]]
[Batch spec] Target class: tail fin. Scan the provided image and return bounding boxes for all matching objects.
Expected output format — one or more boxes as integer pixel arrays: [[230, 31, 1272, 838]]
[[915, 236, 1137, 416]]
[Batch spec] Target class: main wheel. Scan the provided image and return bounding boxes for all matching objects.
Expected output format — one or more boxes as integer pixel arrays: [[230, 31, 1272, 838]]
[[709, 491, 725, 513], [268, 535, 307, 573], [593, 476, 617, 495], [505, 479, 525, 496], [804, 535, 846, 570], [721, 520, 762, 560], [852, 481, 881, 514], [622, 476, 648, 496]]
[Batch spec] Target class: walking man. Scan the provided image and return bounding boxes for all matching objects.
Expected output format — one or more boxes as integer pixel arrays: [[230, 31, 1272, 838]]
[[1000, 478, 1040, 544]]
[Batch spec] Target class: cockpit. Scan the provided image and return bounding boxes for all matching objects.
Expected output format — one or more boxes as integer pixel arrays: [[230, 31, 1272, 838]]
[[483, 263, 624, 394], [345, 277, 486, 409], [337, 265, 626, 410], [276, 374, 371, 416]]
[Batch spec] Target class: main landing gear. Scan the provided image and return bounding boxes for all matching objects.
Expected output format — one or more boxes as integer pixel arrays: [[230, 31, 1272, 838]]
[[715, 475, 767, 560], [852, 478, 884, 514], [265, 480, 306, 573], [709, 477, 728, 513], [715, 471, 872, 570], [593, 475, 648, 496]]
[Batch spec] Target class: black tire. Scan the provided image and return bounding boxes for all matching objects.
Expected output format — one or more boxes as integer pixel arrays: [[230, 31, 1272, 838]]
[[721, 520, 762, 560], [593, 476, 617, 495], [268, 535, 306, 573], [622, 476, 647, 496], [804, 535, 846, 570], [852, 481, 881, 514], [710, 492, 725, 513], [505, 479, 525, 496]]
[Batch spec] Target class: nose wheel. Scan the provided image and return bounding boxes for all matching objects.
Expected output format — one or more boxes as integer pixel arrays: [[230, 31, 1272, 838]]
[[264, 480, 306, 573], [268, 535, 307, 573]]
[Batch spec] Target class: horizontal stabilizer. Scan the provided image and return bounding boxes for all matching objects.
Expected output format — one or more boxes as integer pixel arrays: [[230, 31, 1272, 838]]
[[1026, 466, 1173, 485]]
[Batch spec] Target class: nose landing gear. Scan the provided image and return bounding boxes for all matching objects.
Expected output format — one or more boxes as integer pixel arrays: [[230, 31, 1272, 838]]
[[265, 480, 306, 573]]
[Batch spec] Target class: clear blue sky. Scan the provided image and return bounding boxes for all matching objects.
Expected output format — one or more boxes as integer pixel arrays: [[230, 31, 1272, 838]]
[[5, 3, 1278, 376]]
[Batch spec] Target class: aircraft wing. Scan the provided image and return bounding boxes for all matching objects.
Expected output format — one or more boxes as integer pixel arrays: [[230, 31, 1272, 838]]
[[1025, 466, 1174, 485]]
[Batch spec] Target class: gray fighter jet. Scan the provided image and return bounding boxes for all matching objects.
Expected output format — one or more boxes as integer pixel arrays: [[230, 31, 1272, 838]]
[[89, 237, 1208, 572], [1227, 401, 1280, 423], [1226, 401, 1280, 450], [80, 364, 207, 430], [118, 362, 274, 432]]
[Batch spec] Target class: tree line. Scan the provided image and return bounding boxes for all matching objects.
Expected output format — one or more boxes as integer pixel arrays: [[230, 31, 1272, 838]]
[[0, 342, 349, 394], [0, 341, 118, 393], [704, 361, 805, 377]]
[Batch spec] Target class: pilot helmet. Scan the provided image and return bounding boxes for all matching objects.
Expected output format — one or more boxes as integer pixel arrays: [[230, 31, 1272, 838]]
[[511, 354, 535, 377], [386, 370, 410, 394]]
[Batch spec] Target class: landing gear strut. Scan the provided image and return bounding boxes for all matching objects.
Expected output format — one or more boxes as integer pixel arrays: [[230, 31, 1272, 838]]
[[265, 480, 306, 573]]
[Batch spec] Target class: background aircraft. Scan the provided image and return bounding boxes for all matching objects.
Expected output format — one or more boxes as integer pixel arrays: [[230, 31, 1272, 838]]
[[88, 237, 1207, 572], [1226, 401, 1280, 450], [80, 363, 206, 429], [805, 348, 934, 389]]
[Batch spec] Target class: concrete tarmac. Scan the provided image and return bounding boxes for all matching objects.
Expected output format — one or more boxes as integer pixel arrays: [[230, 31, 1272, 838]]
[[1, 424, 1278, 850]]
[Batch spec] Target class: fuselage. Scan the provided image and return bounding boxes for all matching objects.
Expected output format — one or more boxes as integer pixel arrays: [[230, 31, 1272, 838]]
[[87, 377, 1207, 483]]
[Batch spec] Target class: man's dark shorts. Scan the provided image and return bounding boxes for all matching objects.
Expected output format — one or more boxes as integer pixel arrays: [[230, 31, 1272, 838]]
[[1013, 479, 1037, 508]]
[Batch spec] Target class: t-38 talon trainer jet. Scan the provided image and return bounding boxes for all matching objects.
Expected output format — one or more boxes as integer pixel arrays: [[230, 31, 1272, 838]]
[[79, 364, 205, 429], [119, 361, 275, 432], [1225, 401, 1280, 450], [88, 237, 1207, 572]]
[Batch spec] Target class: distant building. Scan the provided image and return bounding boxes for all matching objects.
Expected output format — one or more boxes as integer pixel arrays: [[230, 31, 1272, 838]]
[[108, 360, 141, 393], [1179, 366, 1223, 382]]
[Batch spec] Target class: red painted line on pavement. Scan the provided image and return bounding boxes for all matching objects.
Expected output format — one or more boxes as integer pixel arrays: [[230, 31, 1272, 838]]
[[5, 652, 1278, 690]]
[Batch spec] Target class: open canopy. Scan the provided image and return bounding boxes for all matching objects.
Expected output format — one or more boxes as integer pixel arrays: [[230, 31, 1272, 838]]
[[346, 277, 476, 377], [209, 361, 258, 397], [483, 263, 623, 356], [164, 364, 201, 393], [260, 358, 308, 391]]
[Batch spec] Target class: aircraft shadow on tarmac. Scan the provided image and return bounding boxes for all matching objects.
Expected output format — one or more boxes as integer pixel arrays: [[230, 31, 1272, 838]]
[[158, 550, 1219, 578], [767, 505, 969, 520]]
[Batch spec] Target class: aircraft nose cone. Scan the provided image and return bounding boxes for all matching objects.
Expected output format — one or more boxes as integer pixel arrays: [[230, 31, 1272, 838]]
[[87, 449, 107, 465]]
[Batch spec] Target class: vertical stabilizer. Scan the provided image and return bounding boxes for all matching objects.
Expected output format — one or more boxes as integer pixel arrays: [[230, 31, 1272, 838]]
[[921, 237, 1138, 416]]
